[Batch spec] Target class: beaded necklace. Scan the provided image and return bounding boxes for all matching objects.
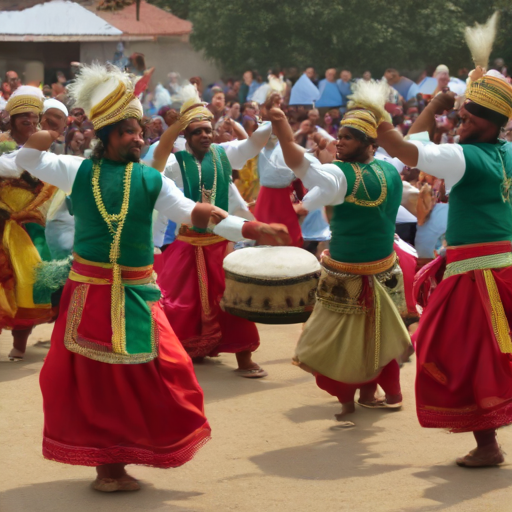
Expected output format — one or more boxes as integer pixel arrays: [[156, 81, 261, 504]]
[[91, 159, 133, 354], [184, 146, 218, 205]]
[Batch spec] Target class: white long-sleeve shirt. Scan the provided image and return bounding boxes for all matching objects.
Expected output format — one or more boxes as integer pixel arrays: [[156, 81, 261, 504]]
[[161, 121, 272, 219], [409, 140, 465, 192], [15, 148, 248, 242], [295, 153, 348, 211]]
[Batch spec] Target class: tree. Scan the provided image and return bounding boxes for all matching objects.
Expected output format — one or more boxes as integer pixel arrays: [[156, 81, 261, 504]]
[[147, 0, 190, 19], [183, 0, 512, 78]]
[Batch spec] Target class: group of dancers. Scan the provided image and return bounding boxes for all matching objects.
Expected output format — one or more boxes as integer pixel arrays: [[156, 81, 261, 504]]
[[3, 15, 512, 492]]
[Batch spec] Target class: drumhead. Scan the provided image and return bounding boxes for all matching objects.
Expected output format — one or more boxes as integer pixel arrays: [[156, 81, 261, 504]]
[[223, 246, 320, 278]]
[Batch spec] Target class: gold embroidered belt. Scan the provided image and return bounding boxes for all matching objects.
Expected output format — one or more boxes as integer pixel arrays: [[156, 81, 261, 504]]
[[322, 251, 396, 276], [69, 253, 154, 285], [176, 226, 225, 246]]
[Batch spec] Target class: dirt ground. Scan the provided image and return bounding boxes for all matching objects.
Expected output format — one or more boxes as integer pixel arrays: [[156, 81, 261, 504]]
[[1, 322, 512, 512]]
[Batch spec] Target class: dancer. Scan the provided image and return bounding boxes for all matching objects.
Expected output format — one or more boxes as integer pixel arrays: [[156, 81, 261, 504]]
[[268, 81, 411, 424], [16, 64, 289, 491], [0, 86, 61, 361], [253, 90, 304, 248], [378, 68, 512, 466], [152, 86, 277, 377]]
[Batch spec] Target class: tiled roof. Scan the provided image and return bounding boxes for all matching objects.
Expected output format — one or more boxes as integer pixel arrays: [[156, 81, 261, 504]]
[[0, 0, 122, 35], [95, 0, 191, 36]]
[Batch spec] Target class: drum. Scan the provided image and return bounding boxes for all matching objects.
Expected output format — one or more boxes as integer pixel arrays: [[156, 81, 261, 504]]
[[221, 246, 321, 324]]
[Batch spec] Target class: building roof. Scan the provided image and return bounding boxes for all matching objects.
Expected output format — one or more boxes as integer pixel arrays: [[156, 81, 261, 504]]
[[0, 0, 122, 36], [94, 0, 192, 37]]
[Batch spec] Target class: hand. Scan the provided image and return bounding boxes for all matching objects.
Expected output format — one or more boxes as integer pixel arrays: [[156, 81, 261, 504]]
[[164, 109, 180, 127], [429, 92, 456, 115], [241, 221, 291, 246], [468, 66, 485, 83], [293, 202, 309, 217], [190, 203, 228, 229], [268, 107, 286, 123]]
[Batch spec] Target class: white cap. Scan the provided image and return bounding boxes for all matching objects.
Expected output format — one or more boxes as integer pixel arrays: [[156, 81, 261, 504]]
[[43, 98, 69, 116]]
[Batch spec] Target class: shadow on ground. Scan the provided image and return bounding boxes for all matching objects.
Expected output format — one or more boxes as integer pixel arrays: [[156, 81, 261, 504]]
[[251, 405, 408, 480], [194, 357, 309, 403], [0, 479, 204, 512], [399, 464, 512, 511], [0, 340, 50, 383]]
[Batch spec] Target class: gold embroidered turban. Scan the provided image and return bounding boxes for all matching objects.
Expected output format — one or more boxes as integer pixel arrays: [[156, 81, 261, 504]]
[[67, 64, 143, 131], [466, 74, 512, 120], [340, 109, 378, 139], [6, 85, 44, 116]]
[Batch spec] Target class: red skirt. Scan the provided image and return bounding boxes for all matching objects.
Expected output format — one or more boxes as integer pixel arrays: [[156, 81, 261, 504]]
[[254, 185, 303, 247], [394, 240, 418, 318], [415, 242, 512, 432], [40, 276, 210, 468], [158, 238, 260, 358]]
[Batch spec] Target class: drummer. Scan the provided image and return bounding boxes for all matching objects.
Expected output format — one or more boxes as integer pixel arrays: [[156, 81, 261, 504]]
[[268, 84, 412, 424]]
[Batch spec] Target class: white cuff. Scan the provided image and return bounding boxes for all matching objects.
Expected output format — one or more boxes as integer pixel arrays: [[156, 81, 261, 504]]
[[213, 215, 247, 242]]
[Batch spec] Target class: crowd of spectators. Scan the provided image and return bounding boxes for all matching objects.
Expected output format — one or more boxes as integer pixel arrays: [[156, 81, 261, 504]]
[[2, 56, 512, 260]]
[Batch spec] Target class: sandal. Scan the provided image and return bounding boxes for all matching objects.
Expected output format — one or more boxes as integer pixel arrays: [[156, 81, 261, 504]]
[[358, 398, 402, 409], [235, 367, 268, 379], [8, 349, 24, 362], [456, 448, 505, 468], [92, 477, 140, 492]]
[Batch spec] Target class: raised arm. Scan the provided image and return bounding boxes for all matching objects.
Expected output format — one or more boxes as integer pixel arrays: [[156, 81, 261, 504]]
[[377, 91, 457, 167], [152, 116, 184, 173], [268, 108, 347, 209], [220, 121, 272, 169]]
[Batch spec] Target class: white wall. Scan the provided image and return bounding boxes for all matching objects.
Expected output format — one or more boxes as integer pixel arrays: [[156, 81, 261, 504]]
[[80, 37, 222, 87]]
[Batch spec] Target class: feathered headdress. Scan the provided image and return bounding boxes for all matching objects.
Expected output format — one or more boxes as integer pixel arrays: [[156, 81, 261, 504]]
[[346, 80, 390, 124], [67, 63, 143, 130], [462, 12, 512, 122], [179, 83, 213, 127], [465, 12, 499, 70]]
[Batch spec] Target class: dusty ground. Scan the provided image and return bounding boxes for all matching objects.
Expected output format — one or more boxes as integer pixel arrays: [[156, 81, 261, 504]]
[[1, 322, 512, 512]]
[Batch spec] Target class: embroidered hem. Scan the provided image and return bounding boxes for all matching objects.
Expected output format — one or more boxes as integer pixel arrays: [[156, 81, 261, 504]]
[[42, 424, 211, 468], [418, 400, 512, 433]]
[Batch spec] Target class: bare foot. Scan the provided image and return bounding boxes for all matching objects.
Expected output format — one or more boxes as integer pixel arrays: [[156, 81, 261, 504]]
[[335, 401, 355, 422], [94, 463, 140, 492], [456, 446, 505, 467]]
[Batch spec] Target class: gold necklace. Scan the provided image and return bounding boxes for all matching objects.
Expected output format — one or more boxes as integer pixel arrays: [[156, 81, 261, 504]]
[[497, 149, 512, 203], [345, 161, 387, 207], [91, 159, 133, 355], [185, 146, 218, 205]]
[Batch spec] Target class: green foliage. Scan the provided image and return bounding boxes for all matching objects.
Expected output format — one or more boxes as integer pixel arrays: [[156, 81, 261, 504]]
[[182, 0, 512, 77], [147, 0, 190, 19]]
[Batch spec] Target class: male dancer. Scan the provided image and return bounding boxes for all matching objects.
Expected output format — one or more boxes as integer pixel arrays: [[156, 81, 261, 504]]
[[268, 82, 411, 424], [16, 64, 289, 491], [377, 69, 512, 466], [152, 86, 282, 377]]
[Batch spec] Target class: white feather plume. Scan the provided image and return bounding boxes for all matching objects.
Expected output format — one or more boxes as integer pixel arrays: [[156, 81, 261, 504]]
[[465, 12, 499, 69], [180, 84, 203, 113], [347, 80, 390, 123], [67, 63, 134, 116]]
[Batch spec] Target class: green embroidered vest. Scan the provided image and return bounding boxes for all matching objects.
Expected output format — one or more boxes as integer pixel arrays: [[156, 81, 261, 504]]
[[329, 159, 402, 263], [71, 159, 162, 267], [447, 141, 512, 247], [175, 144, 232, 232]]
